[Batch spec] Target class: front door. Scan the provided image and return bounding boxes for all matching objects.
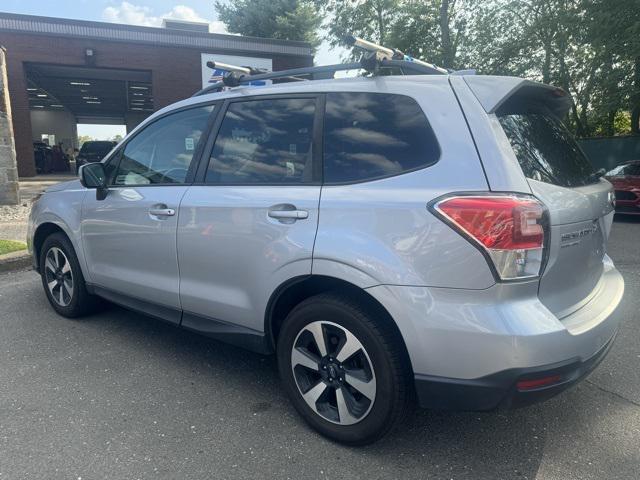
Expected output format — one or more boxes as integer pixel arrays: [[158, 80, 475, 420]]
[[81, 104, 216, 319], [178, 96, 322, 332]]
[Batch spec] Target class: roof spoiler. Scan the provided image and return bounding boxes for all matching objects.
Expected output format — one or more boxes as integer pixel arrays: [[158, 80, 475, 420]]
[[463, 76, 572, 119]]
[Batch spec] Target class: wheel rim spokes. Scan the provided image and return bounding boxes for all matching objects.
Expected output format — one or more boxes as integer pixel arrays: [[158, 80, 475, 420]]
[[45, 256, 57, 274], [305, 321, 328, 357], [344, 372, 376, 400], [291, 320, 376, 426], [291, 347, 320, 372], [335, 329, 361, 363], [302, 381, 328, 407], [44, 247, 73, 307], [335, 386, 358, 424], [61, 260, 71, 274]]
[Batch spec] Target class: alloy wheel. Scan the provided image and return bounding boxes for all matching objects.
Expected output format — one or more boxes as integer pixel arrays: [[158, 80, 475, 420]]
[[44, 247, 74, 307], [290, 320, 376, 425]]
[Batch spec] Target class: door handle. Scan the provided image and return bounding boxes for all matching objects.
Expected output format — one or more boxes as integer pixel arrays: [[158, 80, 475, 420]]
[[149, 207, 176, 217], [268, 210, 309, 220]]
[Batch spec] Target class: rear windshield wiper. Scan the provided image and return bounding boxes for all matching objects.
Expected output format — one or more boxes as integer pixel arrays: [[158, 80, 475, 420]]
[[587, 168, 606, 183]]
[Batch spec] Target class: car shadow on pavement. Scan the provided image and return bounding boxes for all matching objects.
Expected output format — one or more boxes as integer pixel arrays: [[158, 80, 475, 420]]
[[80, 303, 548, 479]]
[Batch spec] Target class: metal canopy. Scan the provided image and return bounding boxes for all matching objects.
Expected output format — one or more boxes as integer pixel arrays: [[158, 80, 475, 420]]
[[25, 64, 153, 117], [0, 12, 313, 57]]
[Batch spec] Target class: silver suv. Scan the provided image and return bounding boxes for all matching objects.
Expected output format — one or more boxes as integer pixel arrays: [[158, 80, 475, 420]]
[[28, 70, 624, 445]]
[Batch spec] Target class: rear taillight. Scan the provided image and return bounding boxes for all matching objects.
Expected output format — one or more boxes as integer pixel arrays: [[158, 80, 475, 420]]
[[516, 375, 563, 391], [433, 195, 547, 280]]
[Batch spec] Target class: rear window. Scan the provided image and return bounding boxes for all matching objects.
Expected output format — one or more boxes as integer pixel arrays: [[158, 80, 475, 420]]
[[498, 113, 596, 187], [80, 142, 115, 156], [323, 92, 439, 184]]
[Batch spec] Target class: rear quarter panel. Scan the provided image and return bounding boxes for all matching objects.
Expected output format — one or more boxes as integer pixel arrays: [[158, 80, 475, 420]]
[[448, 76, 533, 193], [314, 80, 495, 289]]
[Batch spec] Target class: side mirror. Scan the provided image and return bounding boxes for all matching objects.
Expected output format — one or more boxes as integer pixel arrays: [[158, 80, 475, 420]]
[[79, 163, 109, 200]]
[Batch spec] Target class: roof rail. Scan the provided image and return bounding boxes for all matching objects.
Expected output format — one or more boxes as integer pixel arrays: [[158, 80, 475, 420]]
[[193, 36, 449, 97]]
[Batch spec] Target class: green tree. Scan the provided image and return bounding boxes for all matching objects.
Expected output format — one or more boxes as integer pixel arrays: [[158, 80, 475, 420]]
[[320, 0, 401, 50], [77, 135, 93, 147], [587, 0, 640, 135], [467, 0, 639, 137], [317, 0, 640, 137], [390, 0, 475, 69], [318, 0, 474, 68], [215, 0, 322, 48]]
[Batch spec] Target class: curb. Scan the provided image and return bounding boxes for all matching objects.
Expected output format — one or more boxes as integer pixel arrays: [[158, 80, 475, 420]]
[[0, 250, 32, 273]]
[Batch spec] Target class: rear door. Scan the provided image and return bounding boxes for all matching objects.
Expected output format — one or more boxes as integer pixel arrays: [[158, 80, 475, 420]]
[[177, 95, 322, 332], [497, 112, 615, 317]]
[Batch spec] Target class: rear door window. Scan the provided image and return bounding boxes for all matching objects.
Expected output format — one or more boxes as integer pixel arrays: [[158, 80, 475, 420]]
[[498, 113, 596, 187], [205, 97, 317, 184], [323, 92, 440, 184]]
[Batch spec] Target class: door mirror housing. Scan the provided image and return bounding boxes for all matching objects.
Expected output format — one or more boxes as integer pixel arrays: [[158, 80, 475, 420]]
[[79, 162, 109, 200]]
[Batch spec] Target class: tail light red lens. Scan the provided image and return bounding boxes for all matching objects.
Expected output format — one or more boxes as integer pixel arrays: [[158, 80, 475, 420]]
[[516, 375, 562, 391], [434, 195, 547, 280]]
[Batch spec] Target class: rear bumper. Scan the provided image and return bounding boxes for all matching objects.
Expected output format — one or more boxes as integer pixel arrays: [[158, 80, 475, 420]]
[[613, 190, 640, 214], [614, 203, 640, 215], [413, 331, 615, 410], [366, 256, 624, 410]]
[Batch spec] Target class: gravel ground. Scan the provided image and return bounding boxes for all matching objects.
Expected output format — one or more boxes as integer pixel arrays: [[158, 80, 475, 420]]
[[0, 202, 31, 222], [0, 175, 73, 242], [0, 203, 31, 243]]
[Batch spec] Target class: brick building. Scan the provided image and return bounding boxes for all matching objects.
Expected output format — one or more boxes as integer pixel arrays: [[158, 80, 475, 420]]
[[0, 12, 313, 177]]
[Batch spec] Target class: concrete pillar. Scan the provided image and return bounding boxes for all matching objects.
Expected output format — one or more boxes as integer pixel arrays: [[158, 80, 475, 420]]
[[0, 46, 20, 205], [4, 53, 35, 177]]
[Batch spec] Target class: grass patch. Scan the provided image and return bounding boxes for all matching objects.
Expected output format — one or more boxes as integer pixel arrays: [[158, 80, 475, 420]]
[[0, 239, 27, 256]]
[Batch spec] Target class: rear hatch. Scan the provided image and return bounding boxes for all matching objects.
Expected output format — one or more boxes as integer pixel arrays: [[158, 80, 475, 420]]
[[497, 110, 614, 317]]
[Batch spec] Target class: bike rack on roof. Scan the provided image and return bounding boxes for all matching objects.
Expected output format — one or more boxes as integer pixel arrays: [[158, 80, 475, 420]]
[[193, 36, 450, 97]]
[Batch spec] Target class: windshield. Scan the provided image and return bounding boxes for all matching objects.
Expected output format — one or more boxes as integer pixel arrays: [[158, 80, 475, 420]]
[[606, 163, 640, 177], [80, 142, 114, 156], [498, 113, 596, 187]]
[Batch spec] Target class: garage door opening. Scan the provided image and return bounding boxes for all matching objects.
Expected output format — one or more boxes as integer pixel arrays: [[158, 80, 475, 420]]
[[25, 63, 152, 175], [77, 124, 126, 143]]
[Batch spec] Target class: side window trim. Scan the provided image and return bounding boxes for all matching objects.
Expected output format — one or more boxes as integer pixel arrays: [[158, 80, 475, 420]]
[[108, 101, 220, 187], [194, 93, 322, 186], [313, 94, 326, 184], [194, 98, 230, 183], [105, 149, 124, 186], [186, 102, 223, 184]]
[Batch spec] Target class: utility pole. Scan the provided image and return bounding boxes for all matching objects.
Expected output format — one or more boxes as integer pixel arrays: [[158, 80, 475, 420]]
[[0, 46, 19, 205]]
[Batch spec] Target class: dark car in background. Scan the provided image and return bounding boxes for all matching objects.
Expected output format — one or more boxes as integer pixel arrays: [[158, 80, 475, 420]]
[[33, 141, 53, 174], [75, 141, 117, 173], [605, 161, 640, 215]]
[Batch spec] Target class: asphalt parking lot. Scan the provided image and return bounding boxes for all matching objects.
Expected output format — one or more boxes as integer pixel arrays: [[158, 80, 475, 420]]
[[0, 217, 638, 480]]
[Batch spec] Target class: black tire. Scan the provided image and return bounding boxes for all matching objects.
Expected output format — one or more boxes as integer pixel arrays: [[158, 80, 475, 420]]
[[39, 232, 101, 318], [277, 292, 411, 445]]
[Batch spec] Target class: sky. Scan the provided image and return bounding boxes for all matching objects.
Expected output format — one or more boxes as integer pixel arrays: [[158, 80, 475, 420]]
[[77, 124, 127, 140], [1, 0, 346, 139], [0, 1, 345, 66]]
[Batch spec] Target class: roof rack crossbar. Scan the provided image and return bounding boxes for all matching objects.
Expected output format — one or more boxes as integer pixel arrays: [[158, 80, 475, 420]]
[[346, 36, 449, 75], [193, 59, 444, 97], [194, 62, 362, 96]]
